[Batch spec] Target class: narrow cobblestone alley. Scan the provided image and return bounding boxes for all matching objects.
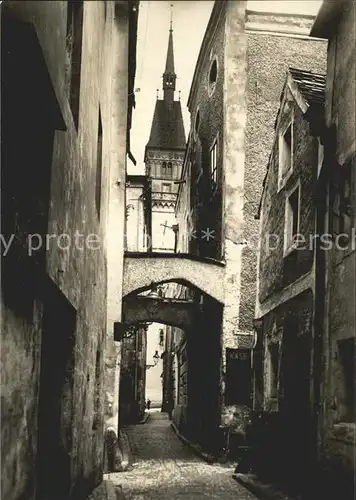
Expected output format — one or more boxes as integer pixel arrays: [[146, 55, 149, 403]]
[[108, 412, 258, 500]]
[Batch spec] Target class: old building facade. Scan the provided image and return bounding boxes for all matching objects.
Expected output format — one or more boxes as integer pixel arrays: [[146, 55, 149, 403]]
[[253, 1, 355, 494], [1, 1, 138, 499], [254, 67, 327, 487], [310, 0, 356, 493], [125, 174, 152, 253], [170, 1, 327, 455]]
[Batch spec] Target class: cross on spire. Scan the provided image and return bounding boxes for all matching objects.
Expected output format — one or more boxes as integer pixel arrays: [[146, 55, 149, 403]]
[[170, 4, 173, 31]]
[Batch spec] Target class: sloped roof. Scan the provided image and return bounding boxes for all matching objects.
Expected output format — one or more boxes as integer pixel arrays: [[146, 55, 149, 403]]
[[258, 67, 326, 221], [289, 67, 326, 107], [146, 100, 186, 150]]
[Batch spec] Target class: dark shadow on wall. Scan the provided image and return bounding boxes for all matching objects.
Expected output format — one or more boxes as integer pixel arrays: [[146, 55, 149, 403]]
[[1, 12, 68, 500], [35, 283, 77, 500]]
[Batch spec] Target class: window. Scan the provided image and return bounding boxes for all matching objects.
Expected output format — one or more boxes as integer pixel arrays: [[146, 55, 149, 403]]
[[66, 1, 84, 130], [195, 110, 200, 135], [267, 343, 279, 399], [208, 57, 218, 95], [137, 330, 142, 351], [162, 183, 171, 193], [279, 120, 293, 187], [341, 167, 352, 235], [210, 138, 218, 191], [330, 163, 353, 237], [284, 183, 300, 254], [317, 138, 324, 179], [338, 338, 355, 422], [159, 329, 164, 347], [165, 75, 174, 87], [167, 162, 173, 179], [95, 108, 103, 219], [162, 161, 167, 178]]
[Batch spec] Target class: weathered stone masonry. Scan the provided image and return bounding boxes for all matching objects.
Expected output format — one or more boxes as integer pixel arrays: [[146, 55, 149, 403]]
[[1, 2, 138, 499]]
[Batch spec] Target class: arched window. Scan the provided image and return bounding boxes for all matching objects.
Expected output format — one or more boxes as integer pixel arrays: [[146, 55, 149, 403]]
[[159, 329, 164, 347], [195, 110, 200, 134], [208, 57, 218, 96], [162, 161, 167, 177], [167, 162, 173, 179]]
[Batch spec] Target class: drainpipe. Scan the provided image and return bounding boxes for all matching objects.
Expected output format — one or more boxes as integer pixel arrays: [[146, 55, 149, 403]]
[[314, 168, 326, 466], [313, 123, 335, 467], [134, 330, 139, 419]]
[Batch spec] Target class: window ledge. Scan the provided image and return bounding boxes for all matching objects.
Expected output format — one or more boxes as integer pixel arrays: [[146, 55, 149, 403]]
[[264, 397, 278, 412], [330, 422, 356, 444], [208, 82, 216, 98], [277, 168, 293, 193], [283, 241, 298, 258]]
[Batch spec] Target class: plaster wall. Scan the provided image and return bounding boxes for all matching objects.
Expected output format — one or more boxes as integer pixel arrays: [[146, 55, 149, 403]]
[[126, 185, 146, 252], [321, 1, 356, 476], [1, 2, 131, 498], [324, 1, 356, 165], [258, 101, 318, 304], [242, 28, 326, 333], [105, 7, 130, 434]]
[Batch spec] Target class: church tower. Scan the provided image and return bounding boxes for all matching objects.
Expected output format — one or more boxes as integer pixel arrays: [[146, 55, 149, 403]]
[[144, 20, 186, 252]]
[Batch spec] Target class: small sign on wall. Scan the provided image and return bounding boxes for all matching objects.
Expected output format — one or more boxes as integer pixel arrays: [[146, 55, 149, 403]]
[[228, 349, 250, 361], [225, 348, 253, 406]]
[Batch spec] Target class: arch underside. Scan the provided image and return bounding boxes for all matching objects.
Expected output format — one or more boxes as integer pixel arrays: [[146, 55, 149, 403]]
[[122, 296, 197, 330]]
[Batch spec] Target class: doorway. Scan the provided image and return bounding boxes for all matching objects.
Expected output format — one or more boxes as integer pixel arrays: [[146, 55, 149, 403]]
[[36, 284, 77, 500], [280, 321, 311, 487]]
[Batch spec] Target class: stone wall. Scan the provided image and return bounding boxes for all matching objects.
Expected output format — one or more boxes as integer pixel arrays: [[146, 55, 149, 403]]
[[1, 2, 132, 499], [319, 0, 356, 478], [104, 2, 131, 439], [324, 1, 356, 165], [258, 100, 318, 303], [187, 1, 226, 261], [240, 26, 327, 332], [253, 289, 315, 483]]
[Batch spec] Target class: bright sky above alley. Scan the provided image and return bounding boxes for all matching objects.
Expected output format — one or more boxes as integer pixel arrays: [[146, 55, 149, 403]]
[[129, 1, 322, 173]]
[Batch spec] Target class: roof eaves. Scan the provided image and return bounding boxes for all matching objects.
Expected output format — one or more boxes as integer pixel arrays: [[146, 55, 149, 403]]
[[310, 0, 345, 39]]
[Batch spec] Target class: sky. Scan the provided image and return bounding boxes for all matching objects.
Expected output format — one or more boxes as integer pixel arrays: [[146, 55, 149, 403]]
[[129, 1, 323, 174]]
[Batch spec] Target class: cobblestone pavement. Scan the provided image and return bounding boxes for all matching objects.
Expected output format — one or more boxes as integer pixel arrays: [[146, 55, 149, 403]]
[[108, 412, 258, 500]]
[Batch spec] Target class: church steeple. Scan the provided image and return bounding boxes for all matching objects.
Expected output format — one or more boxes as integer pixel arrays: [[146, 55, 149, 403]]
[[162, 13, 176, 102]]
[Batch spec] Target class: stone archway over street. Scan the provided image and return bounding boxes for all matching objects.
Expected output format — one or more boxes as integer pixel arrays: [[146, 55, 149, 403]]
[[123, 252, 226, 304]]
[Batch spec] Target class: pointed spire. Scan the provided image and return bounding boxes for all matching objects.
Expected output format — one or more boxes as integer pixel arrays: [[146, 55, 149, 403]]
[[164, 15, 175, 74], [162, 4, 176, 102], [164, 30, 175, 74]]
